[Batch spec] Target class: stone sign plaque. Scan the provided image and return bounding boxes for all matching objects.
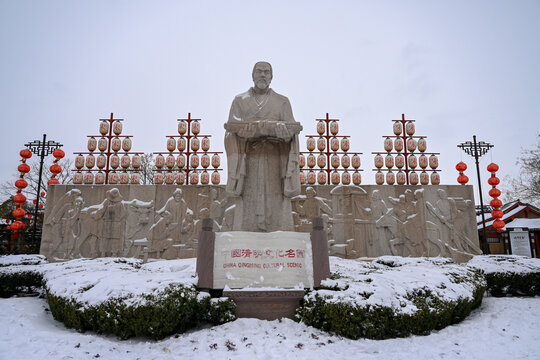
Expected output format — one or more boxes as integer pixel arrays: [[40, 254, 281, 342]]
[[213, 231, 313, 289], [509, 230, 532, 257]]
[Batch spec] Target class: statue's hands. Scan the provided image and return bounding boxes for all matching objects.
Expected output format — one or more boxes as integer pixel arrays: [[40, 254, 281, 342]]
[[275, 122, 291, 140], [238, 123, 257, 138]]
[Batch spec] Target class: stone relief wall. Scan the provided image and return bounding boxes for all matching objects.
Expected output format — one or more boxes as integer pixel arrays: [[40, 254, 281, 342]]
[[41, 185, 480, 262]]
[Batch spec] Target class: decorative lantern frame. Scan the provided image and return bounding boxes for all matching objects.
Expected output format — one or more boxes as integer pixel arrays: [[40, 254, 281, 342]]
[[300, 113, 363, 185], [73, 113, 143, 184], [372, 113, 440, 185], [152, 113, 223, 185]]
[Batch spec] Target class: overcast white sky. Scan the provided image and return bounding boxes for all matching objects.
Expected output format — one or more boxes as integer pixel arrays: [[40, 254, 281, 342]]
[[1, 0, 539, 202]]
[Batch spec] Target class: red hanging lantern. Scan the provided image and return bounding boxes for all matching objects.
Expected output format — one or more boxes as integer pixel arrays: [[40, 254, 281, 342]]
[[18, 163, 30, 173], [489, 188, 501, 198], [20, 149, 32, 159], [490, 198, 502, 208], [487, 162, 499, 173], [10, 221, 25, 232], [492, 219, 505, 231], [487, 175, 500, 186], [13, 193, 27, 204], [53, 148, 65, 159], [456, 161, 469, 185], [456, 162, 467, 172], [48, 178, 60, 185], [15, 179, 28, 189], [12, 208, 26, 219]]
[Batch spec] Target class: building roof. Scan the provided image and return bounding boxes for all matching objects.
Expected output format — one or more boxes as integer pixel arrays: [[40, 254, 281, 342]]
[[477, 201, 540, 230], [505, 218, 540, 230]]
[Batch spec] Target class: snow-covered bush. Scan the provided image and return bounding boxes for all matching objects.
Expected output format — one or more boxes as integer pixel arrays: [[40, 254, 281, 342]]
[[0, 255, 47, 297], [296, 256, 486, 340], [468, 255, 540, 296]]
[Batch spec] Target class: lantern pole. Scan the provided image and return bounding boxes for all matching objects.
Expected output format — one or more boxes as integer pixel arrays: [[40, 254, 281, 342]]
[[457, 135, 493, 254], [25, 134, 63, 248]]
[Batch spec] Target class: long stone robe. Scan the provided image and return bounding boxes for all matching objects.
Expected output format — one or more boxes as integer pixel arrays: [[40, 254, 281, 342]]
[[225, 88, 301, 232]]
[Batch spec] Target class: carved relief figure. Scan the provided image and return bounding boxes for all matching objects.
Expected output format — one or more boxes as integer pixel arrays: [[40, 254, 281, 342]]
[[294, 187, 332, 232], [370, 190, 396, 256], [224, 61, 303, 232], [90, 188, 126, 257]]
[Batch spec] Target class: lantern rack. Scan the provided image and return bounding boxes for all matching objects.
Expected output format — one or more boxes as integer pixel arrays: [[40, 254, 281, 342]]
[[72, 113, 143, 185], [300, 113, 363, 185], [372, 113, 441, 185], [152, 113, 223, 185]]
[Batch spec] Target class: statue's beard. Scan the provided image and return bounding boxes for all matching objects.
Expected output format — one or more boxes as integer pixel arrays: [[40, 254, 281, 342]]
[[255, 79, 269, 90]]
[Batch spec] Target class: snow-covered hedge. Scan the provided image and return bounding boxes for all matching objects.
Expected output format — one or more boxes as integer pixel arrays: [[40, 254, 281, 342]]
[[468, 255, 540, 297], [296, 256, 486, 340], [0, 255, 47, 297], [42, 258, 236, 340]]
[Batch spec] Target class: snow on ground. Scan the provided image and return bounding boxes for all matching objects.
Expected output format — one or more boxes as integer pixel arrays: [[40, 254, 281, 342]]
[[0, 296, 539, 360], [468, 255, 540, 274]]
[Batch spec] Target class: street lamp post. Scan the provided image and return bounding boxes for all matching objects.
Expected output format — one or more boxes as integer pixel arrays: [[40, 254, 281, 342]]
[[25, 134, 63, 247], [457, 135, 493, 254]]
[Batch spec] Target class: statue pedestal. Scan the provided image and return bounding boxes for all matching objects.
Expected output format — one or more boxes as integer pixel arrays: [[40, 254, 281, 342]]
[[196, 217, 329, 319]]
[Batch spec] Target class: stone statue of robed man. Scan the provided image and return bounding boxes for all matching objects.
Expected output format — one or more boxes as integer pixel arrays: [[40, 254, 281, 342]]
[[224, 61, 302, 232]]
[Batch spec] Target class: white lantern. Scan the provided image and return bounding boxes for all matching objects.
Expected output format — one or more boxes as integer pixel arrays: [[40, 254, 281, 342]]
[[340, 137, 350, 152], [155, 154, 165, 169], [375, 170, 385, 185], [406, 138, 417, 152], [429, 155, 439, 169], [417, 137, 427, 152], [331, 154, 340, 168], [299, 154, 306, 168], [174, 154, 184, 169], [330, 137, 339, 152], [191, 120, 200, 135], [130, 172, 140, 184], [98, 137, 108, 152], [154, 172, 164, 185], [351, 154, 361, 169], [165, 172, 175, 185], [201, 136, 210, 151], [408, 155, 418, 169], [121, 154, 131, 169], [95, 171, 105, 185], [112, 120, 122, 135], [317, 154, 326, 168], [111, 137, 122, 152], [176, 171, 186, 185], [131, 154, 141, 169], [211, 170, 220, 185], [384, 137, 393, 152], [109, 171, 119, 184], [177, 137, 186, 151], [189, 171, 199, 184], [75, 154, 85, 169], [393, 122, 402, 135], [87, 137, 97, 152], [307, 170, 316, 185], [200, 170, 210, 185], [166, 154, 175, 169], [97, 154, 107, 169], [409, 171, 419, 185], [405, 121, 415, 136], [317, 170, 327, 185], [395, 154, 405, 169], [374, 153, 384, 169], [386, 171, 396, 185], [191, 137, 200, 151], [431, 172, 441, 185], [394, 137, 404, 152], [307, 154, 316, 168], [85, 154, 95, 169], [167, 137, 176, 152], [341, 154, 350, 168], [73, 172, 83, 184], [211, 153, 220, 168], [83, 171, 94, 184], [331, 171, 340, 185], [420, 171, 429, 185], [110, 154, 120, 169], [330, 120, 339, 135], [109, 171, 118, 185], [316, 120, 325, 135], [119, 172, 129, 184], [419, 154, 428, 169], [385, 154, 394, 169], [352, 171, 361, 185], [190, 153, 199, 168], [299, 170, 306, 184], [396, 171, 406, 185], [343, 171, 352, 185], [99, 121, 109, 135], [200, 153, 210, 168], [306, 137, 316, 151], [317, 137, 326, 152], [122, 138, 132, 152], [178, 120, 187, 135]]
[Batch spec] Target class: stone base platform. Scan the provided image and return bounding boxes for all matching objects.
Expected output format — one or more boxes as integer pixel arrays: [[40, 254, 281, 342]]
[[223, 290, 305, 320]]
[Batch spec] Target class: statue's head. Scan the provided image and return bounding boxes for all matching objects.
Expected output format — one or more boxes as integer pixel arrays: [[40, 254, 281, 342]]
[[306, 186, 316, 198], [173, 188, 183, 201], [252, 61, 273, 91]]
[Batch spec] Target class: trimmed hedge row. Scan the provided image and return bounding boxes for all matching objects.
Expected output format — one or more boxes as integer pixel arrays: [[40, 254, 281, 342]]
[[482, 272, 540, 297], [45, 284, 236, 340], [0, 270, 43, 298]]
